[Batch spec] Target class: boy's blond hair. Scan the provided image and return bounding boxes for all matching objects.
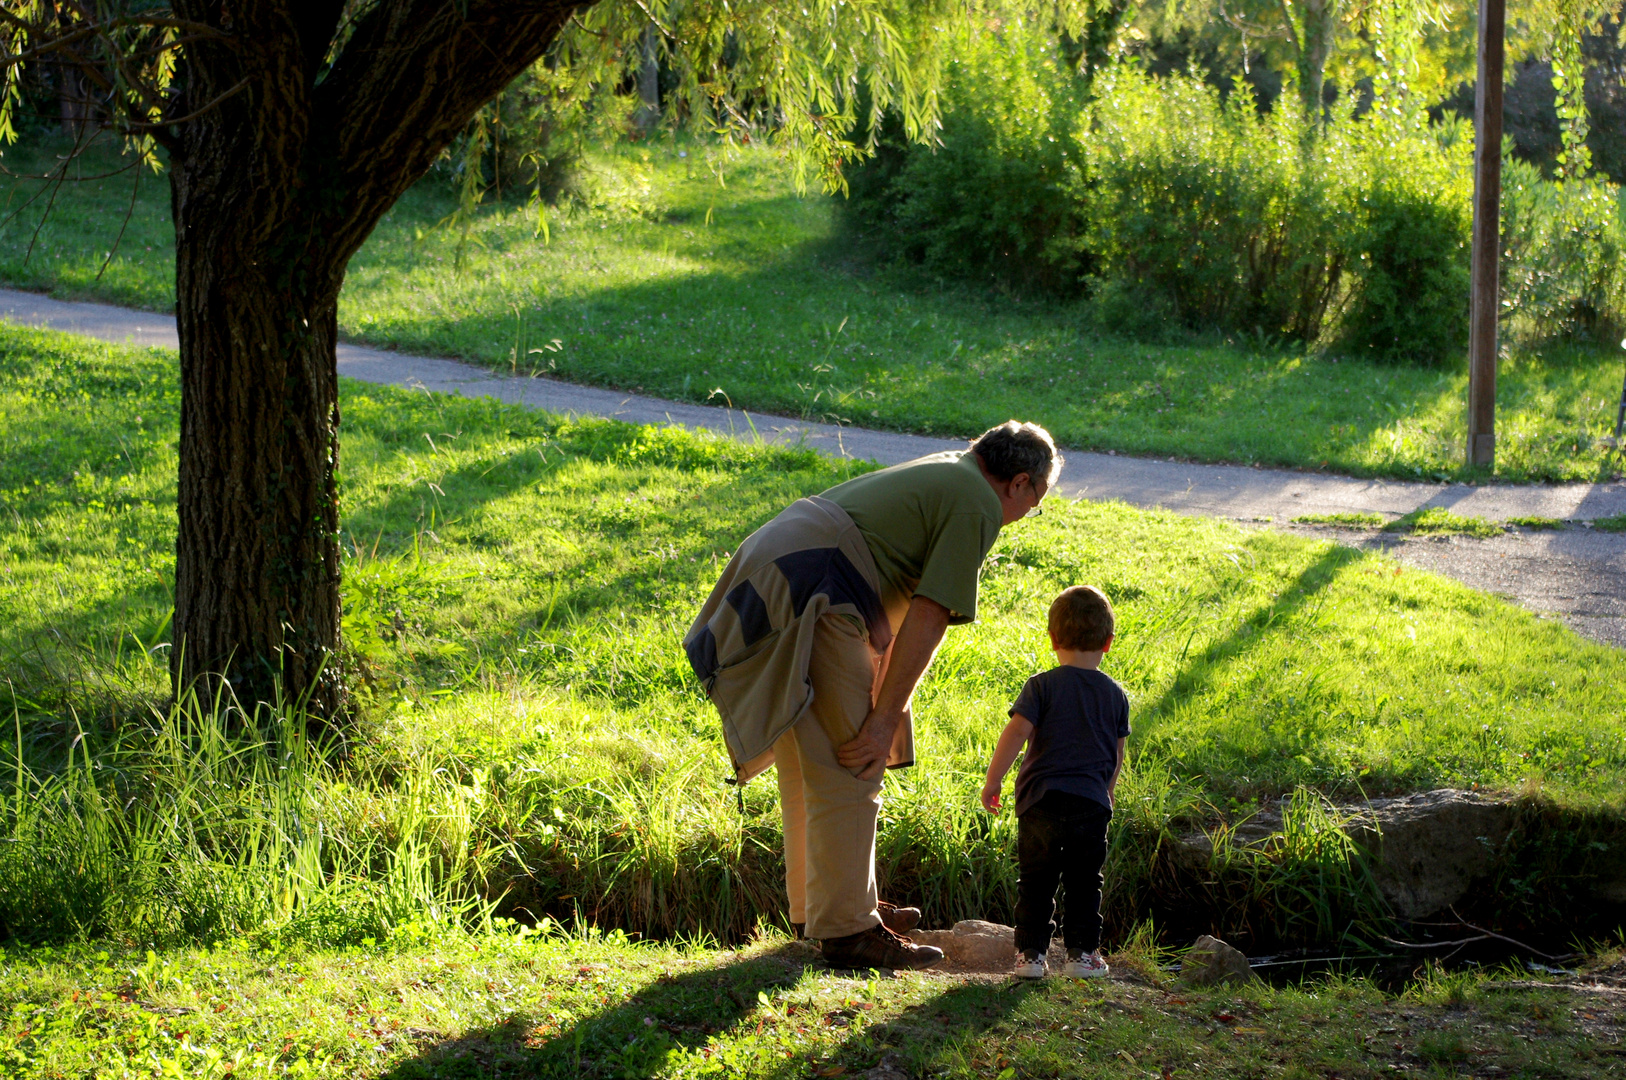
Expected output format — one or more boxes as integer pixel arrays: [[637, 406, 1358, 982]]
[[1048, 585, 1114, 651]]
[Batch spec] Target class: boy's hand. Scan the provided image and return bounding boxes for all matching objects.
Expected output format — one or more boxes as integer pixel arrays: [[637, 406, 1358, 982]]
[[979, 781, 1002, 813]]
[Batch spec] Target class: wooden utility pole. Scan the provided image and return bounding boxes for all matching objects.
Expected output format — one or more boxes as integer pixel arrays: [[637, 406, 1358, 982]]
[[1468, 0, 1506, 468]]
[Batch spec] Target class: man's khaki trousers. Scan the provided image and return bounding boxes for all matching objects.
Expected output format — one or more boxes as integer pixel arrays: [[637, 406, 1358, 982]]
[[774, 613, 884, 941]]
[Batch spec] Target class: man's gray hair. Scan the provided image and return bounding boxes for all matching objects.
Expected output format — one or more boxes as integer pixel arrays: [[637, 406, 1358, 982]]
[[971, 421, 1062, 486]]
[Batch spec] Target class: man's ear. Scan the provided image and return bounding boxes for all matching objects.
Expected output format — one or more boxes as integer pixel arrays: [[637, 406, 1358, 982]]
[[1009, 471, 1031, 496]]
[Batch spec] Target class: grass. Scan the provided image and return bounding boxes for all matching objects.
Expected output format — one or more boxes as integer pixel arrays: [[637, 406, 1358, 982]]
[[1506, 515, 1565, 530], [0, 929, 1620, 1079], [5, 323, 1626, 953], [1595, 513, 1626, 533], [1290, 512, 1385, 527], [2, 136, 1625, 485], [1381, 508, 1503, 538]]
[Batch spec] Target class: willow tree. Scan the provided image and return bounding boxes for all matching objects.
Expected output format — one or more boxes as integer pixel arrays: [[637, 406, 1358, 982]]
[[0, 0, 951, 722]]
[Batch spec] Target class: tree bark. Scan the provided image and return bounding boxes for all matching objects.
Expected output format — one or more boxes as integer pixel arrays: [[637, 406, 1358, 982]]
[[634, 21, 661, 134], [167, 0, 576, 721]]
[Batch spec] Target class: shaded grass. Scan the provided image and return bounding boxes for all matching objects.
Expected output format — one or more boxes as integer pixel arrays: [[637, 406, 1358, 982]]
[[1507, 515, 1565, 529], [1, 138, 1624, 484], [1596, 513, 1626, 532], [0, 930, 1619, 1079]]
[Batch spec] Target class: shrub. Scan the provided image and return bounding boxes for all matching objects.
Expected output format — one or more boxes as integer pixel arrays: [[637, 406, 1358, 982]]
[[1501, 157, 1626, 342], [1080, 70, 1356, 343], [1337, 138, 1472, 363], [841, 18, 1089, 294], [844, 36, 1626, 362]]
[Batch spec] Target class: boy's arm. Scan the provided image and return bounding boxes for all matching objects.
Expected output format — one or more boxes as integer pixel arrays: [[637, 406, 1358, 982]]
[[980, 714, 1035, 812], [1107, 736, 1127, 796]]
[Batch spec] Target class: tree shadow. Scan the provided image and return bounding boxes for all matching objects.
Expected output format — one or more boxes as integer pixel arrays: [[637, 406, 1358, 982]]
[[1138, 540, 1366, 732], [373, 943, 1035, 1080]]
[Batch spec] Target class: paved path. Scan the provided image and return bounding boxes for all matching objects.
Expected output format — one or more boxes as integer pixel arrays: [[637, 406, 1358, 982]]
[[3, 287, 1623, 647]]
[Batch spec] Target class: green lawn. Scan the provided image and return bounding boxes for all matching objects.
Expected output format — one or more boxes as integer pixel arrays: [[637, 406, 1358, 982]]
[[4, 324, 1624, 957], [2, 138, 1623, 484], [4, 931, 1619, 1080]]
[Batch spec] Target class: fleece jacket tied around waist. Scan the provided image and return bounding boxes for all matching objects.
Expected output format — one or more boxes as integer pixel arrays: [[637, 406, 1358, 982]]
[[684, 495, 909, 784]]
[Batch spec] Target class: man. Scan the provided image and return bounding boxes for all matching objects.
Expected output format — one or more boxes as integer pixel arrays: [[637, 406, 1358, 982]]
[[684, 421, 1061, 969]]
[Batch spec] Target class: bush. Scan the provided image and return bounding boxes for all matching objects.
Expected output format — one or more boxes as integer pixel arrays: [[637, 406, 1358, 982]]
[[1501, 158, 1626, 342], [842, 18, 1090, 294], [845, 38, 1626, 363], [1336, 139, 1472, 362], [1080, 70, 1357, 343]]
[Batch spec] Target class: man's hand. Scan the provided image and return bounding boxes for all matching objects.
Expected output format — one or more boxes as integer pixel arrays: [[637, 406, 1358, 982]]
[[980, 781, 1002, 813], [837, 707, 904, 781]]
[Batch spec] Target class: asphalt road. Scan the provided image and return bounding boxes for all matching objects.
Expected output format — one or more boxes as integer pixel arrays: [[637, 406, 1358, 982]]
[[4, 287, 1623, 648]]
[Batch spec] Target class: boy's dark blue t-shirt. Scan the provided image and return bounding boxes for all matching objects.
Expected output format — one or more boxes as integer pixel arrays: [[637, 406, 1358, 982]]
[[1009, 666, 1130, 817]]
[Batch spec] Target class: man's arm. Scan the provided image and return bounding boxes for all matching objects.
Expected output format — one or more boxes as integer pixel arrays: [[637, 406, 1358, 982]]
[[836, 594, 951, 779], [980, 713, 1035, 812]]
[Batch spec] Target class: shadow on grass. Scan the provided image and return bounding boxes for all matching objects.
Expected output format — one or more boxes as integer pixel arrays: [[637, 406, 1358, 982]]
[[373, 946, 1033, 1080], [1141, 540, 1365, 727]]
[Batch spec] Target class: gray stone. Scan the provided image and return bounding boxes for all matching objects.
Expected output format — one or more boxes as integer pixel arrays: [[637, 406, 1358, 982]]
[[1350, 789, 1517, 919], [1180, 935, 1257, 987], [1169, 789, 1593, 923]]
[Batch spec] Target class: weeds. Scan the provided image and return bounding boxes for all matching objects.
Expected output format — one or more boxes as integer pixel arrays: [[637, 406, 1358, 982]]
[[1382, 507, 1502, 537], [1292, 512, 1385, 527], [1506, 515, 1565, 530]]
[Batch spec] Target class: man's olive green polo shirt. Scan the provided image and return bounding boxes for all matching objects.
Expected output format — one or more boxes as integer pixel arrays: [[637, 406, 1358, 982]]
[[820, 451, 1002, 629]]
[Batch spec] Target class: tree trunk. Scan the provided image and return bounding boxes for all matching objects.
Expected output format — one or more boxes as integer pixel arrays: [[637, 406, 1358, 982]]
[[634, 22, 661, 134], [166, 0, 577, 724], [1294, 0, 1337, 119], [170, 194, 346, 720]]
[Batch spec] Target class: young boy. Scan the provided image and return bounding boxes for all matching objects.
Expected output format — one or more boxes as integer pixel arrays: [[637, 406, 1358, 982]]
[[980, 585, 1128, 980]]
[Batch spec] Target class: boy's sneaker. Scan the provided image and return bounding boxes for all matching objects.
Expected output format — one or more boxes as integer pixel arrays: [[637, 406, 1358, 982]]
[[1062, 949, 1109, 979], [1013, 949, 1048, 979]]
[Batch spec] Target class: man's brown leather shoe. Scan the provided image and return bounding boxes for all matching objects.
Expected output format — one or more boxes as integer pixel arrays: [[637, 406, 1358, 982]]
[[821, 923, 943, 970], [877, 901, 921, 934]]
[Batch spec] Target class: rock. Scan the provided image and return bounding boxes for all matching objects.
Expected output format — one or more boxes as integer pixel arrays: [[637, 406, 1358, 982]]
[[948, 920, 1016, 969], [1180, 935, 1257, 987], [1353, 789, 1516, 919], [908, 920, 1025, 972]]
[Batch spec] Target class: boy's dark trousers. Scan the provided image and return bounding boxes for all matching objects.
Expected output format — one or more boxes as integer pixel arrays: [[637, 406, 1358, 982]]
[[1014, 789, 1111, 955]]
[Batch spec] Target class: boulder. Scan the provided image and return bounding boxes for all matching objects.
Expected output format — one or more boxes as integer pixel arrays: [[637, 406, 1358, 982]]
[[1180, 935, 1256, 987], [1170, 789, 1528, 922], [1351, 789, 1516, 919], [908, 920, 1017, 972]]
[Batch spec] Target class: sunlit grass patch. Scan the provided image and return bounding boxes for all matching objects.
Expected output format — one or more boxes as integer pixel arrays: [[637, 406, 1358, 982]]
[[1382, 507, 1502, 538], [5, 325, 1626, 951], [1292, 512, 1385, 527], [0, 929, 1612, 1080]]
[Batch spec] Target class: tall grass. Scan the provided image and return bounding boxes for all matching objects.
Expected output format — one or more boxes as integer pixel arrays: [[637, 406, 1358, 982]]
[[0, 691, 500, 947], [4, 326, 1626, 949]]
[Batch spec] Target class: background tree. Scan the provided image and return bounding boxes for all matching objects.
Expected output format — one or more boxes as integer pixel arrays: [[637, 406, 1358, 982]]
[[0, 0, 958, 724]]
